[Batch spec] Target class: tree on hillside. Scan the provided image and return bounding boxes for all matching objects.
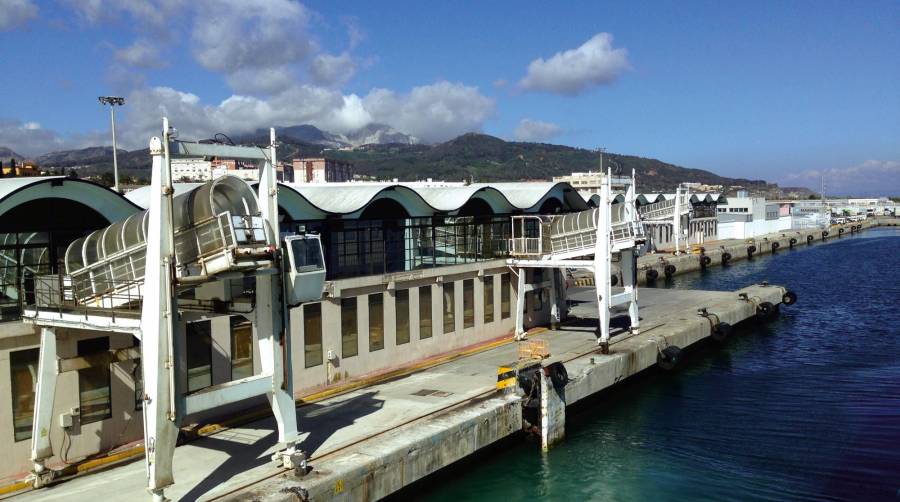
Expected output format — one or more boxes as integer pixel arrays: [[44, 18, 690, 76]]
[[67, 169, 78, 178]]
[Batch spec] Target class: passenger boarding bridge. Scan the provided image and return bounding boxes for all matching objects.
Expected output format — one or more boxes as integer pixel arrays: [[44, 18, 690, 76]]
[[19, 119, 325, 501], [508, 171, 645, 352], [638, 185, 692, 255]]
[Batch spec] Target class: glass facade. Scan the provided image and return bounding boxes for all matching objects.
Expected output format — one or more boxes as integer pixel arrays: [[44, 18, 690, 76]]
[[419, 286, 432, 339], [230, 316, 254, 379], [396, 289, 410, 345], [484, 275, 494, 324], [186, 321, 212, 392], [443, 282, 455, 334], [304, 303, 323, 368], [463, 279, 474, 329], [289, 216, 511, 281], [78, 337, 112, 424], [10, 348, 39, 441], [0, 232, 51, 321], [341, 297, 358, 358], [369, 293, 384, 351]]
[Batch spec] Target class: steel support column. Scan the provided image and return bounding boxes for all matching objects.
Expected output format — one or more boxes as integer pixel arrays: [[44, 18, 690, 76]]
[[140, 120, 181, 500], [29, 327, 57, 486]]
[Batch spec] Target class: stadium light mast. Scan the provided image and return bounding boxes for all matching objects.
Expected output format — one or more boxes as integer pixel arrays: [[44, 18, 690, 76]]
[[99, 96, 125, 192]]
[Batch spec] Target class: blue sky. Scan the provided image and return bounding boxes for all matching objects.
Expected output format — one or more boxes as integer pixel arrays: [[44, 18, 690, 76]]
[[1, 0, 898, 195]]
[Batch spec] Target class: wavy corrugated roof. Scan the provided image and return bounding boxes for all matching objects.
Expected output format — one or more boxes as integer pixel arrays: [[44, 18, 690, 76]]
[[0, 176, 141, 222], [274, 181, 589, 220]]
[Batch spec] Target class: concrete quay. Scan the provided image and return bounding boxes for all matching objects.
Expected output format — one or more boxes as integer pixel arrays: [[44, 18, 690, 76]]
[[217, 284, 788, 502], [10, 284, 790, 502], [628, 219, 880, 286]]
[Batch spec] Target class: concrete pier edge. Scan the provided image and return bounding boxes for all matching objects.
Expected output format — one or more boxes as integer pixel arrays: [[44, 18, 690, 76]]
[[223, 283, 788, 502]]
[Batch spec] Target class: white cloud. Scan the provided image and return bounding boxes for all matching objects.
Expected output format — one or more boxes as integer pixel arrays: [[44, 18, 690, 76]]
[[362, 81, 495, 143], [519, 33, 629, 95], [0, 119, 104, 157], [114, 80, 494, 149], [114, 40, 165, 68], [191, 0, 315, 94], [20, 2, 495, 151], [0, 0, 37, 31], [310, 52, 356, 86], [783, 160, 900, 196], [513, 118, 562, 142]]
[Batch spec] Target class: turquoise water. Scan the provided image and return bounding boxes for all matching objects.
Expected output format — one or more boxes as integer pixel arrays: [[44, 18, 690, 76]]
[[405, 227, 900, 501]]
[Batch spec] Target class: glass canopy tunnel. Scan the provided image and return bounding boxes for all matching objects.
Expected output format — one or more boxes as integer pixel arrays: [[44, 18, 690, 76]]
[[62, 176, 275, 305]]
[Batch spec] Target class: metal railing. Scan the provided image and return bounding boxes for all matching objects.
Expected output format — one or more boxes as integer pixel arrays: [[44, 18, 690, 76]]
[[22, 273, 144, 318], [62, 211, 273, 307], [509, 211, 645, 258], [639, 195, 691, 221]]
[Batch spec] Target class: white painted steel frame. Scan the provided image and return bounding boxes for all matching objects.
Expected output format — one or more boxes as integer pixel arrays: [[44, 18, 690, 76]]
[[25, 120, 302, 501], [508, 169, 642, 349]]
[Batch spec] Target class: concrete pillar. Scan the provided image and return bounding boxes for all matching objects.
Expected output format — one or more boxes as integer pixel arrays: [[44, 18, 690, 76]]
[[540, 370, 565, 451], [514, 269, 526, 340], [548, 269, 559, 330]]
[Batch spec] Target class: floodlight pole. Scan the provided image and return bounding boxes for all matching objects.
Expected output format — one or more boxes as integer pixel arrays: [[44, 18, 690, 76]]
[[99, 96, 125, 192]]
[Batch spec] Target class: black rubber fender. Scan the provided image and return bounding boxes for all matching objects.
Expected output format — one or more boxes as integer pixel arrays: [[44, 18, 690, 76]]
[[545, 361, 569, 389], [789, 237, 797, 247], [756, 301, 775, 320], [610, 274, 619, 287], [658, 346, 683, 371], [721, 251, 732, 264], [822, 230, 829, 238], [807, 234, 814, 243], [782, 290, 797, 305], [838, 228, 844, 235], [664, 264, 677, 277], [711, 321, 732, 342], [700, 255, 712, 267], [646, 269, 659, 282], [747, 245, 756, 258], [771, 241, 780, 251]]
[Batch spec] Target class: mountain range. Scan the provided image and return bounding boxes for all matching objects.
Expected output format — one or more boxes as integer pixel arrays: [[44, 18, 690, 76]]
[[1, 124, 793, 194]]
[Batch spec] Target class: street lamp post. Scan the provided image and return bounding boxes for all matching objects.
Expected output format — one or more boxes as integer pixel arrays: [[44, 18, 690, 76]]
[[98, 96, 125, 192]]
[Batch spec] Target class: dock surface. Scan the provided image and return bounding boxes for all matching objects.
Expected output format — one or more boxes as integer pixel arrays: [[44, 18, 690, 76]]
[[12, 285, 786, 502]]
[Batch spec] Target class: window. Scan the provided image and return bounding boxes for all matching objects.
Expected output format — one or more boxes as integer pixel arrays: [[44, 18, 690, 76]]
[[10, 348, 39, 441], [501, 273, 511, 319], [396, 289, 410, 345], [463, 279, 474, 329], [484, 275, 494, 324], [443, 282, 455, 334], [186, 321, 212, 392], [289, 237, 324, 272], [369, 293, 384, 351], [230, 317, 254, 380], [341, 298, 358, 357], [78, 337, 112, 424], [304, 303, 323, 368], [419, 286, 432, 339]]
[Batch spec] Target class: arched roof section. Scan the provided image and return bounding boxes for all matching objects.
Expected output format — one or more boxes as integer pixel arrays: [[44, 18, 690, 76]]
[[586, 194, 626, 207], [285, 184, 434, 219], [479, 182, 588, 213], [414, 186, 515, 215], [0, 176, 140, 222]]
